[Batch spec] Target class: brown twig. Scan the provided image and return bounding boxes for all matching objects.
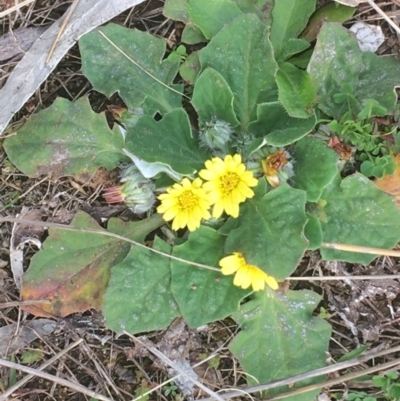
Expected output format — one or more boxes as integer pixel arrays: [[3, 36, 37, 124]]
[[46, 0, 81, 64], [364, 0, 400, 34], [197, 345, 400, 401], [0, 339, 93, 401]]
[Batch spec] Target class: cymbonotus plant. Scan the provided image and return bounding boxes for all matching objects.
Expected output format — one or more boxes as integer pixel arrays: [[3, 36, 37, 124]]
[[4, 0, 400, 399]]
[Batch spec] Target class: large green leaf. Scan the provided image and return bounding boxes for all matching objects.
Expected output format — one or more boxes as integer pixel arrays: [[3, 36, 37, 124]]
[[103, 237, 180, 334], [199, 14, 278, 130], [279, 38, 310, 62], [21, 212, 164, 317], [270, 0, 316, 56], [80, 23, 183, 116], [248, 102, 316, 146], [292, 137, 339, 202], [233, 0, 274, 23], [163, 0, 189, 22], [319, 173, 400, 263], [124, 108, 210, 177], [181, 23, 207, 44], [179, 51, 201, 84], [308, 23, 400, 119], [192, 68, 240, 127], [231, 290, 331, 400], [3, 97, 126, 178], [304, 213, 323, 250], [300, 2, 355, 42], [276, 62, 316, 118], [187, 0, 243, 40], [171, 226, 247, 327], [225, 182, 308, 279]]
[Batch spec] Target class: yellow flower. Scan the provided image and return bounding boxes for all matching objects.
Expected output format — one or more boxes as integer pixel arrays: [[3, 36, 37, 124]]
[[199, 154, 258, 218], [219, 252, 278, 292], [157, 178, 212, 232]]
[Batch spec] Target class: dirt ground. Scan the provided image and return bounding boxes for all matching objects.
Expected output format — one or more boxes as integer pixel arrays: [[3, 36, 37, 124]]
[[1, 1, 400, 400]]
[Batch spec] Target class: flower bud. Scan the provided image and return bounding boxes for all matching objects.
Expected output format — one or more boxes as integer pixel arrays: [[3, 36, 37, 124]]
[[103, 163, 155, 213], [199, 119, 232, 151]]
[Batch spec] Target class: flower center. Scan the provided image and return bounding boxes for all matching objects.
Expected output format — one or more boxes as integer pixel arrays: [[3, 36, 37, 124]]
[[219, 172, 240, 195], [178, 190, 199, 210]]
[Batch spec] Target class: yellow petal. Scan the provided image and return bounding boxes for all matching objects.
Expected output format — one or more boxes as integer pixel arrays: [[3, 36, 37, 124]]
[[199, 169, 216, 181], [251, 271, 266, 291], [187, 215, 200, 232], [234, 266, 252, 289], [212, 200, 224, 218], [219, 254, 241, 274], [265, 275, 279, 290], [163, 208, 178, 221], [232, 154, 242, 164]]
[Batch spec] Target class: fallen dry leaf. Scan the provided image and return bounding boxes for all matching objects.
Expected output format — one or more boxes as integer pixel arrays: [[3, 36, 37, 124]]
[[374, 154, 400, 208]]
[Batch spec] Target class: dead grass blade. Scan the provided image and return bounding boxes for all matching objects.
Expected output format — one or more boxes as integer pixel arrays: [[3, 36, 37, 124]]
[[0, 339, 107, 401], [197, 345, 400, 401]]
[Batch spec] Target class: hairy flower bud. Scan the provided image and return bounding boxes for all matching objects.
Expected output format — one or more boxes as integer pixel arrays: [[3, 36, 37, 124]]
[[199, 119, 233, 152], [103, 163, 155, 213]]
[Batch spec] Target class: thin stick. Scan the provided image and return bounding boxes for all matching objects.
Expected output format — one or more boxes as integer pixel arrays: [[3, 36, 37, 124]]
[[1, 217, 400, 278], [0, 300, 51, 309], [0, 216, 220, 272], [364, 0, 400, 35], [197, 345, 400, 401], [0, 357, 113, 401], [46, 0, 80, 64], [262, 358, 400, 401], [0, 0, 35, 18], [125, 333, 226, 401], [287, 274, 400, 281], [0, 338, 112, 401], [322, 242, 400, 257]]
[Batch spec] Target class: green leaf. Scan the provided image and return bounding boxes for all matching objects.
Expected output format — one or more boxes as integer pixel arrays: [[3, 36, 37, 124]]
[[181, 23, 207, 44], [270, 0, 316, 56], [231, 289, 331, 399], [389, 384, 400, 399], [225, 183, 308, 279], [279, 38, 310, 62], [80, 23, 183, 116], [292, 137, 339, 202], [248, 102, 317, 146], [187, 0, 243, 40], [171, 226, 247, 327], [319, 174, 400, 263], [179, 51, 201, 84], [233, 0, 273, 23], [300, 2, 356, 42], [103, 237, 180, 334], [338, 344, 370, 362], [3, 97, 126, 178], [308, 23, 400, 119], [199, 14, 278, 130], [21, 212, 164, 317], [304, 213, 323, 250], [163, 0, 189, 22], [289, 48, 314, 69], [124, 108, 209, 177], [192, 68, 240, 127], [21, 350, 44, 364], [276, 62, 316, 118]]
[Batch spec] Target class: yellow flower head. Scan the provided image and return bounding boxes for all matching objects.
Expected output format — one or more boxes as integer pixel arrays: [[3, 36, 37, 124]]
[[199, 154, 258, 218], [219, 252, 278, 292], [157, 178, 212, 232]]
